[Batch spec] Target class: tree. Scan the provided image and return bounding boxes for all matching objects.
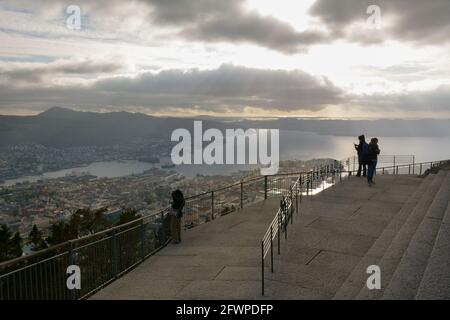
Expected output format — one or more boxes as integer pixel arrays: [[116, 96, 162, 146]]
[[28, 224, 48, 251], [116, 209, 141, 226], [0, 224, 12, 262], [73, 207, 111, 235], [9, 232, 23, 258], [0, 225, 23, 262], [46, 221, 72, 246]]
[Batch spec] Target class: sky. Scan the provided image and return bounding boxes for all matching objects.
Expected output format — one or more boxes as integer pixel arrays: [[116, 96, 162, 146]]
[[0, 0, 449, 119]]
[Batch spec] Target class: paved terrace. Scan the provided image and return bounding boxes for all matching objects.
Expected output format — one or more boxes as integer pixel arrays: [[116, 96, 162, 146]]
[[92, 174, 443, 299]]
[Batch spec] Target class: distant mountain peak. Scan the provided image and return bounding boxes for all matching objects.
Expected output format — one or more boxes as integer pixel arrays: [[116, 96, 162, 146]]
[[38, 107, 79, 117]]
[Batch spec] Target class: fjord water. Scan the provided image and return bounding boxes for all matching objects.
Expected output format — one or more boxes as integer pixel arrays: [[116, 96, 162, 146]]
[[2, 131, 450, 186]]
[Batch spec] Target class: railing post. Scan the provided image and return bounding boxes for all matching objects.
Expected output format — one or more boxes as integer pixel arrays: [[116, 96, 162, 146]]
[[240, 181, 243, 209], [261, 241, 264, 296], [211, 191, 214, 220], [264, 176, 268, 199], [160, 211, 166, 239], [299, 175, 303, 196], [412, 156, 415, 175], [140, 223, 145, 260], [291, 196, 294, 224], [277, 212, 281, 255], [284, 204, 288, 240], [393, 155, 396, 170], [270, 226, 274, 273], [112, 228, 119, 278], [420, 163, 423, 175]]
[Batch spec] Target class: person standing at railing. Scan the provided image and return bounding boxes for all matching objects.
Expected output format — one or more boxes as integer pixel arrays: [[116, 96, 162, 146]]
[[367, 138, 381, 186], [354, 135, 369, 177], [170, 189, 185, 244]]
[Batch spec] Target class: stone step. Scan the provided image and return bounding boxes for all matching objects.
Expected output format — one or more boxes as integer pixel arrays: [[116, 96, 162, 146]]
[[333, 174, 434, 299], [382, 171, 450, 299], [356, 170, 447, 299], [416, 199, 450, 299]]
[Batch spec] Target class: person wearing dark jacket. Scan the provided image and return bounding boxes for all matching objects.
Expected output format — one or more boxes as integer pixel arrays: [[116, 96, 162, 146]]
[[367, 138, 380, 186], [354, 135, 369, 177], [170, 189, 185, 244]]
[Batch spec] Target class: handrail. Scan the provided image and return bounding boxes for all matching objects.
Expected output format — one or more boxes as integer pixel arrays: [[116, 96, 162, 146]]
[[260, 157, 450, 296], [260, 164, 340, 296]]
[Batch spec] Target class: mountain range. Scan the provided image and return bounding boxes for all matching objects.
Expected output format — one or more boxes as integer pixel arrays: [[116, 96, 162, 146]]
[[1, 107, 450, 148]]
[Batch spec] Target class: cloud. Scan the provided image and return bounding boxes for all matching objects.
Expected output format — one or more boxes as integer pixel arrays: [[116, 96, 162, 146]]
[[2, 0, 450, 56], [0, 0, 328, 54], [142, 0, 327, 53], [1, 62, 449, 117], [309, 0, 450, 45], [0, 58, 127, 83], [351, 85, 450, 113], [0, 64, 343, 112]]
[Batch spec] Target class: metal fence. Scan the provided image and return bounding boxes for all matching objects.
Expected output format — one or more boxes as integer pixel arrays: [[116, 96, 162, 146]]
[[261, 164, 342, 296], [340, 155, 415, 172], [0, 163, 336, 300], [2, 155, 446, 300], [0, 210, 171, 300], [260, 157, 450, 296]]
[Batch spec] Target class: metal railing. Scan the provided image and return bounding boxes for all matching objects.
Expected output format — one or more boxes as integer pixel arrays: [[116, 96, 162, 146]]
[[260, 157, 450, 296], [347, 159, 449, 176], [0, 210, 171, 300], [261, 176, 300, 296], [0, 161, 338, 300], [261, 164, 343, 296], [340, 155, 415, 172]]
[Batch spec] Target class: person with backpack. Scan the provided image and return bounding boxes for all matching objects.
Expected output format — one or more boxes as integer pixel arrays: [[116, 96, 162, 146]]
[[354, 135, 369, 177], [367, 138, 381, 186], [170, 189, 185, 244]]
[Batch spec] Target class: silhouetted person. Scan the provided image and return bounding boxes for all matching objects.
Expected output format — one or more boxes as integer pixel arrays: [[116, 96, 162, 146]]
[[367, 138, 381, 186], [354, 135, 368, 177], [170, 189, 185, 244]]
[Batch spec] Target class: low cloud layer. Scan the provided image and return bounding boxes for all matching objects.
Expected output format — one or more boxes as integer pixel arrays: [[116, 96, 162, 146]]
[[0, 58, 126, 83], [0, 64, 343, 112], [1, 62, 449, 117]]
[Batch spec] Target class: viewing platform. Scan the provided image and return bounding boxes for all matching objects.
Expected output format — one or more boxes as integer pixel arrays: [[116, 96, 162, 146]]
[[92, 165, 450, 299]]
